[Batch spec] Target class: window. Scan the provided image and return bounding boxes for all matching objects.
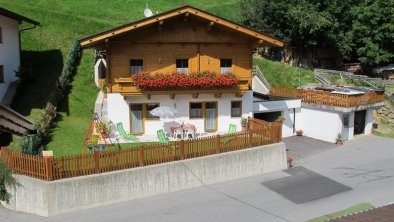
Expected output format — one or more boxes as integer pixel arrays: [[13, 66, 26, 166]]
[[146, 103, 160, 119], [130, 59, 143, 75], [0, 27, 2, 43], [176, 59, 188, 74], [220, 59, 232, 74], [190, 103, 202, 118], [231, 101, 242, 117], [0, 65, 4, 83]]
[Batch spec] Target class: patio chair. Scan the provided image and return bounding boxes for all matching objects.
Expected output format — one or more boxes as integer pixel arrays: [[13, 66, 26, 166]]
[[228, 124, 237, 134], [157, 129, 169, 144], [116, 122, 138, 141], [222, 124, 237, 144]]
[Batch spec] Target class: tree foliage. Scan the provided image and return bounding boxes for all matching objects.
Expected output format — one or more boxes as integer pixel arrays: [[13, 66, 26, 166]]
[[0, 160, 16, 204], [239, 0, 394, 66]]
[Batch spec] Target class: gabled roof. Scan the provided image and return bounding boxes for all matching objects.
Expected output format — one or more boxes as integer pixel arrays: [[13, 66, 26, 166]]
[[80, 5, 284, 48], [0, 7, 40, 25], [0, 103, 34, 136]]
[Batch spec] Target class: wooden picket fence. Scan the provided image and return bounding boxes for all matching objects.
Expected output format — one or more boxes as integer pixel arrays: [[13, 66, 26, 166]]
[[0, 119, 282, 181]]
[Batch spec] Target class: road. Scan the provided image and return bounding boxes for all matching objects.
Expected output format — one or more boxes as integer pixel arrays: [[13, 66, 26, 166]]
[[1, 135, 394, 222]]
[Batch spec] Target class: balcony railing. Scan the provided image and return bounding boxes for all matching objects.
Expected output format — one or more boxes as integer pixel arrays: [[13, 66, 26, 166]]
[[271, 87, 384, 108]]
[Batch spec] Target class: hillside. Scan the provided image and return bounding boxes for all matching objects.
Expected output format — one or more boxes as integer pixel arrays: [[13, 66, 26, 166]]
[[2, 0, 241, 155]]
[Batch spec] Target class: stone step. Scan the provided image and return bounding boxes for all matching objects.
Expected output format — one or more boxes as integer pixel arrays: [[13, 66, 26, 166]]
[[2, 80, 20, 106]]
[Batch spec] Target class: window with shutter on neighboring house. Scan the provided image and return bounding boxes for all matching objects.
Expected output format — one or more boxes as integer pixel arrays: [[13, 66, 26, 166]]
[[130, 59, 143, 75], [0, 65, 4, 83], [176, 59, 188, 74], [220, 59, 232, 74]]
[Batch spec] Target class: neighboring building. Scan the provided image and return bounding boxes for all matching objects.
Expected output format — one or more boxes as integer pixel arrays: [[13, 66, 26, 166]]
[[0, 7, 39, 103], [80, 5, 283, 136], [270, 86, 385, 143], [0, 103, 34, 146]]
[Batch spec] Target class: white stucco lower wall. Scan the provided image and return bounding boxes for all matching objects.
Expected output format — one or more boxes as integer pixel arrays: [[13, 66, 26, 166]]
[[365, 108, 374, 135], [0, 15, 20, 101], [301, 107, 342, 143], [107, 91, 253, 135]]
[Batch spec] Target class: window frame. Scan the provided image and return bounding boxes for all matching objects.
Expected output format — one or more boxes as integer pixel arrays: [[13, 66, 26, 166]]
[[220, 59, 232, 74], [230, 100, 242, 118], [130, 59, 144, 75], [176, 58, 189, 74], [189, 102, 203, 119], [145, 103, 160, 120], [0, 65, 4, 83]]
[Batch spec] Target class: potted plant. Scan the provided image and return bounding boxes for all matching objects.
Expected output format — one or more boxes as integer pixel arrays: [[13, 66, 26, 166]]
[[295, 129, 304, 136], [336, 134, 343, 145], [275, 116, 285, 123], [241, 117, 248, 132]]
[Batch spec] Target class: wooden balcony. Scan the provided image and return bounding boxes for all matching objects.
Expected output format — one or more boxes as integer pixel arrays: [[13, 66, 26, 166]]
[[111, 77, 251, 96], [271, 87, 385, 108]]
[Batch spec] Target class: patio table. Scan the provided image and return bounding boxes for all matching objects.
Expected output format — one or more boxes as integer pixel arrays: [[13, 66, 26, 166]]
[[171, 124, 196, 139]]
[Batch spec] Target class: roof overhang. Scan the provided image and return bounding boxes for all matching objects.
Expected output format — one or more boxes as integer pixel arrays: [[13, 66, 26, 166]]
[[0, 103, 34, 136], [80, 5, 283, 48], [0, 7, 40, 26]]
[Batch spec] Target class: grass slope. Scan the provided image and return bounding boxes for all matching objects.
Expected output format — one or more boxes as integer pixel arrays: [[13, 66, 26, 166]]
[[2, 0, 240, 156], [253, 57, 316, 88]]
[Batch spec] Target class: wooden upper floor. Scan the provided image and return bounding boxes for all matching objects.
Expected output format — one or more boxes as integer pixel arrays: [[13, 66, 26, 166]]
[[80, 5, 283, 96]]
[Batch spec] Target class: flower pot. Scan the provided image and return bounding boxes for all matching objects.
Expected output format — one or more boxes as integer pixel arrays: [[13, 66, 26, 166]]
[[336, 140, 343, 145], [241, 127, 248, 132]]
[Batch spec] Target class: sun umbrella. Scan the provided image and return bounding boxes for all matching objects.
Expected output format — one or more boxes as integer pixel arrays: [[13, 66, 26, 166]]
[[150, 106, 179, 118]]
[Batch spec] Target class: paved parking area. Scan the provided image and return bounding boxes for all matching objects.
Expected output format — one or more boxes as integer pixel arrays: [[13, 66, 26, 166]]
[[284, 136, 337, 161]]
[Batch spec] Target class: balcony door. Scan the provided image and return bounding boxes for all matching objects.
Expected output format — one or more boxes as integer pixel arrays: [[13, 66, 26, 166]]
[[130, 104, 144, 134], [204, 102, 217, 132]]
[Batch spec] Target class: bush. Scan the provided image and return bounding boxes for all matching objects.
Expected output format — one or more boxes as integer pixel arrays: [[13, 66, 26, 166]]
[[0, 160, 17, 204], [21, 134, 43, 155]]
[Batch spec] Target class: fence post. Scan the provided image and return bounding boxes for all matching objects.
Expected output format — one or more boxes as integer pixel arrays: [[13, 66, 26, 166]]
[[249, 131, 253, 147], [180, 140, 184, 160], [138, 146, 144, 167], [44, 157, 54, 181], [94, 151, 100, 173], [216, 134, 220, 154]]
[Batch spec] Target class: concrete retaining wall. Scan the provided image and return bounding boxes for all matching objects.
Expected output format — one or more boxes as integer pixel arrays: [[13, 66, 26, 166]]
[[2, 142, 286, 217]]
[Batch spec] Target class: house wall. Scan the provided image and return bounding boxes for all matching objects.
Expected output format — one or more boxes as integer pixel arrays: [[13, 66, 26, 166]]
[[0, 15, 20, 101], [107, 91, 253, 135], [301, 107, 342, 143], [365, 108, 374, 135]]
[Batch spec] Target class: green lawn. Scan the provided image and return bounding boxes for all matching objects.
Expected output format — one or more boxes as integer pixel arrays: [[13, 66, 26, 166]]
[[306, 203, 374, 222], [253, 57, 317, 88], [3, 0, 241, 156]]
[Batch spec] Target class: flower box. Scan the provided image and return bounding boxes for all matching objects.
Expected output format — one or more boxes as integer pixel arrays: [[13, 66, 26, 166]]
[[132, 71, 239, 89]]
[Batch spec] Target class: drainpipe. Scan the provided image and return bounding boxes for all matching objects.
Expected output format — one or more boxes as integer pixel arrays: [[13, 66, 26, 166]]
[[18, 23, 39, 69]]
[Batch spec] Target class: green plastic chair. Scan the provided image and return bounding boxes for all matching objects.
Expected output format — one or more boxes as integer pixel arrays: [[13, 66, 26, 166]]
[[228, 124, 237, 134], [116, 122, 138, 141], [157, 129, 169, 144], [222, 124, 237, 144]]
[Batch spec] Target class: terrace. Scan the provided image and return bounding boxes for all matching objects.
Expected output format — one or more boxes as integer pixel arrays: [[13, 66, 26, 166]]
[[271, 85, 384, 109]]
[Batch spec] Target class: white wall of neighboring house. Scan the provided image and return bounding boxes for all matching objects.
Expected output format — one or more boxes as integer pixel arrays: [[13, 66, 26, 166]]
[[252, 75, 270, 94], [365, 108, 374, 135], [0, 15, 20, 101], [107, 91, 253, 136], [301, 107, 343, 143], [253, 99, 302, 138]]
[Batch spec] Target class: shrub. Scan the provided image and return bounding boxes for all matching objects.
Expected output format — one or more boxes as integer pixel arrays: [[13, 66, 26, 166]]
[[0, 160, 17, 204], [21, 134, 43, 155]]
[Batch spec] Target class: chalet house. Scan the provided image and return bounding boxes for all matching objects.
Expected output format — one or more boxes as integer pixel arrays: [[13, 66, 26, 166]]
[[0, 7, 39, 104], [80, 5, 283, 136]]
